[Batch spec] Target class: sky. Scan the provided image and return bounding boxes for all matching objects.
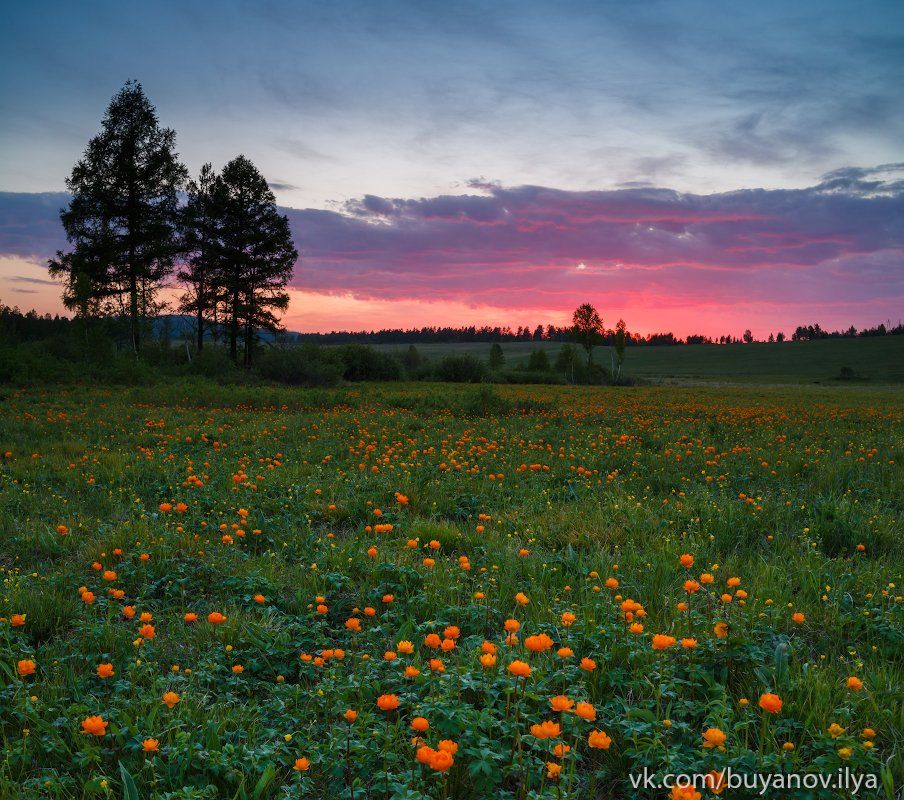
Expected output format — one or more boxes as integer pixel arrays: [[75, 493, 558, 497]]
[[1, 0, 902, 337]]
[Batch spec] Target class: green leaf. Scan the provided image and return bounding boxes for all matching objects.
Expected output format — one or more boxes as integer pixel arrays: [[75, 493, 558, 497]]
[[118, 761, 140, 800], [251, 763, 276, 800]]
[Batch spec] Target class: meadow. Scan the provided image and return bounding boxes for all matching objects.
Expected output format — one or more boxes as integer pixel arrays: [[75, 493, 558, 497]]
[[0, 380, 901, 799], [372, 336, 904, 385]]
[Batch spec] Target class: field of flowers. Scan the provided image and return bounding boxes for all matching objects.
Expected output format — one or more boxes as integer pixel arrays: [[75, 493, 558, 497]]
[[0, 381, 901, 799]]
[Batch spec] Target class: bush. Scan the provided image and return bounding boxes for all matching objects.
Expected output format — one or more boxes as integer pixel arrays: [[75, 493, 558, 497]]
[[334, 344, 403, 381], [256, 345, 343, 386], [435, 354, 486, 383]]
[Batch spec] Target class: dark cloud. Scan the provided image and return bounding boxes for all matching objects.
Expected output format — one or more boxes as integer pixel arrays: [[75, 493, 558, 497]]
[[2, 168, 901, 314]]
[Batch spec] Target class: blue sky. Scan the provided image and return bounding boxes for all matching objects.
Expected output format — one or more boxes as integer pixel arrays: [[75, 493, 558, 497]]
[[3, 0, 902, 206], [1, 1, 902, 335]]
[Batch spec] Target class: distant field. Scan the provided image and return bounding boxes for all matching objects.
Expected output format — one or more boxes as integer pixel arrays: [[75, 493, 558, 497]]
[[371, 336, 904, 384]]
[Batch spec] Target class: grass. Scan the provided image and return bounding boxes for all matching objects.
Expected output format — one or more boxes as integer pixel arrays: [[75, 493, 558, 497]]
[[371, 336, 904, 384], [0, 380, 901, 799]]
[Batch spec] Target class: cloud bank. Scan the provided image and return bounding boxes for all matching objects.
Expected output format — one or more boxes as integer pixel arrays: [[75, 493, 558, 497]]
[[1, 165, 902, 334]]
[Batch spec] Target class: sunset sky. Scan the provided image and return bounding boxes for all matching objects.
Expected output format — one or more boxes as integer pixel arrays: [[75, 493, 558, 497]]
[[1, 0, 902, 337]]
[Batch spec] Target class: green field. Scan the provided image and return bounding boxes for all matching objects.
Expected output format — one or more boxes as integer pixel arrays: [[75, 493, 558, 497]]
[[372, 336, 904, 384], [1, 380, 901, 799]]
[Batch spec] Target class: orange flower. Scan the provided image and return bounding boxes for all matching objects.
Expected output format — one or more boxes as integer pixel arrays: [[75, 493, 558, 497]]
[[605, 577, 619, 589], [344, 709, 358, 723], [162, 691, 180, 708], [184, 612, 198, 623], [702, 727, 727, 748], [429, 749, 454, 772], [561, 612, 576, 627], [557, 646, 573, 658], [791, 612, 805, 624], [142, 738, 159, 753], [504, 618, 520, 632], [580, 657, 596, 672], [10, 614, 26, 627], [207, 612, 227, 624], [530, 720, 562, 740], [700, 573, 714, 584], [549, 695, 574, 712], [96, 663, 114, 679], [81, 591, 95, 605], [759, 692, 782, 714], [553, 743, 570, 758], [139, 624, 155, 640], [159, 502, 172, 512], [574, 702, 596, 721], [846, 676, 863, 691], [546, 762, 562, 779], [231, 664, 244, 673], [525, 633, 554, 652], [588, 730, 611, 749], [293, 757, 310, 771], [404, 666, 420, 678], [508, 660, 531, 678], [705, 771, 726, 795], [443, 625, 461, 640], [81, 715, 108, 736], [424, 633, 441, 649], [683, 580, 700, 594], [17, 659, 36, 677], [122, 605, 136, 620], [345, 617, 361, 631], [416, 745, 436, 765], [679, 554, 694, 568], [681, 638, 698, 649], [102, 570, 117, 582], [515, 592, 529, 606], [480, 653, 497, 668], [713, 622, 729, 638], [411, 716, 429, 733], [377, 694, 399, 711], [671, 786, 701, 800], [652, 634, 676, 651]]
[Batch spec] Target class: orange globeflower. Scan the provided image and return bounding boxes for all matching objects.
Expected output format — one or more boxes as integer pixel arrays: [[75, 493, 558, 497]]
[[580, 657, 597, 672], [504, 618, 520, 633], [529, 720, 562, 740], [159, 503, 172, 512], [139, 624, 155, 640], [546, 762, 562, 779], [17, 659, 36, 677], [443, 625, 461, 640], [683, 580, 700, 594], [515, 592, 529, 606], [207, 612, 227, 624], [429, 749, 454, 772], [759, 693, 783, 714], [424, 633, 441, 649], [681, 638, 698, 649], [846, 676, 863, 691], [397, 640, 414, 654], [791, 612, 805, 624], [184, 612, 198, 623], [376, 694, 399, 711], [713, 622, 729, 638], [652, 634, 676, 651], [81, 715, 108, 736], [480, 653, 497, 668], [142, 738, 160, 753], [671, 786, 701, 800], [588, 730, 612, 749], [549, 695, 574, 712], [574, 702, 596, 721], [10, 614, 26, 627], [679, 554, 694, 568], [411, 716, 429, 733], [293, 757, 310, 771], [605, 578, 619, 589], [81, 591, 96, 605], [96, 663, 115, 679], [508, 660, 531, 678], [561, 612, 576, 627], [525, 633, 554, 652], [344, 709, 358, 723], [702, 728, 727, 748], [162, 691, 180, 709]]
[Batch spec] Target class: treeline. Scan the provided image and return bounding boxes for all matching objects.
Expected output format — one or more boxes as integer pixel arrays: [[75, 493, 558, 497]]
[[0, 307, 604, 387], [46, 81, 296, 367], [291, 322, 904, 346]]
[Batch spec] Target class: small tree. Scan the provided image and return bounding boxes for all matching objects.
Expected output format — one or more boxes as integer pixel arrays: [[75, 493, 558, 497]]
[[571, 303, 603, 365], [214, 156, 298, 367], [49, 80, 187, 355], [527, 349, 550, 371], [612, 319, 628, 382], [489, 342, 505, 371], [555, 343, 579, 384], [743, 329, 753, 344]]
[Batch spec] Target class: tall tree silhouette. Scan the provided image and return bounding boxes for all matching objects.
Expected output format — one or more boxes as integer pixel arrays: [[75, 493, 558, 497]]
[[571, 303, 604, 365], [178, 163, 220, 352], [49, 81, 187, 354], [215, 156, 298, 366]]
